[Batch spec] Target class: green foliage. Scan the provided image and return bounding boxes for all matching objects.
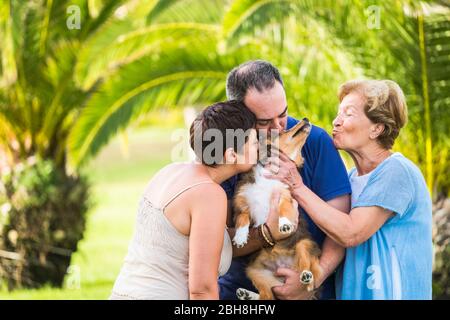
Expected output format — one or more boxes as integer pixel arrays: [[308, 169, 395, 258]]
[[0, 157, 90, 290], [67, 1, 449, 198], [0, 0, 136, 168], [68, 0, 359, 166]]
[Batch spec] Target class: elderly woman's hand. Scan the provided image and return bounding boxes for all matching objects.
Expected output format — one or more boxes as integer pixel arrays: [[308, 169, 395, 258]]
[[263, 151, 305, 192]]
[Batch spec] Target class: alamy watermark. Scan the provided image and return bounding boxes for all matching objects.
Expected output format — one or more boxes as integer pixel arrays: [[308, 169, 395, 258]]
[[65, 264, 81, 290], [66, 5, 81, 30], [366, 264, 382, 290], [365, 5, 381, 30]]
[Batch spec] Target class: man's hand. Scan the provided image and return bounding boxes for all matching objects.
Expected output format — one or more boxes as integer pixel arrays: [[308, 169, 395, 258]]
[[272, 267, 322, 300]]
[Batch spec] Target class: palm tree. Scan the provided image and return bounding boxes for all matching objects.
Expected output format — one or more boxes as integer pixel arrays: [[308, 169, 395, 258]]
[[0, 0, 130, 289]]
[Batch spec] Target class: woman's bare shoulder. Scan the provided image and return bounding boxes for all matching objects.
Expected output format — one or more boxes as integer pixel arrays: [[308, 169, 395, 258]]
[[189, 183, 227, 210], [193, 182, 226, 197], [147, 162, 189, 184]]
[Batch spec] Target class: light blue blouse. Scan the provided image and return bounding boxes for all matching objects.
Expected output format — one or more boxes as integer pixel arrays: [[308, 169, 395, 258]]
[[336, 152, 433, 300]]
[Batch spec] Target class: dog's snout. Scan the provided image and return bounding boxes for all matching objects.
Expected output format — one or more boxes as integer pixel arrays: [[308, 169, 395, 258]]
[[302, 117, 309, 123]]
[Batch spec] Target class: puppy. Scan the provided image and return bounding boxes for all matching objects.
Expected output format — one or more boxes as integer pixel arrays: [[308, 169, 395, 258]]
[[232, 118, 321, 300]]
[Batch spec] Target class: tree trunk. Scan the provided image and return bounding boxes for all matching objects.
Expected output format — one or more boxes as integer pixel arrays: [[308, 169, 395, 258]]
[[0, 157, 89, 290], [432, 195, 450, 299]]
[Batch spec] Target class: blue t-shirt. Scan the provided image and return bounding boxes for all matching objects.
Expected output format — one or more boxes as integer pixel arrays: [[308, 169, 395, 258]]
[[336, 152, 433, 300], [219, 116, 351, 300]]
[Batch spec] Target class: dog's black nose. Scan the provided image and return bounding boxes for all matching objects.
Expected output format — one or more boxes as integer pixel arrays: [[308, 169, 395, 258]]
[[302, 117, 309, 123]]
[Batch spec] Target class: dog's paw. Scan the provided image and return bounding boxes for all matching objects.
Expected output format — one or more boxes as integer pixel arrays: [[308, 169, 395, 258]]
[[300, 270, 314, 286], [233, 225, 249, 248], [236, 288, 259, 300], [236, 288, 251, 300], [279, 217, 295, 234]]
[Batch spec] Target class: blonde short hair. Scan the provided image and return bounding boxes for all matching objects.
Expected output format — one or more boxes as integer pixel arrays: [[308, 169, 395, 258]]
[[338, 79, 408, 149]]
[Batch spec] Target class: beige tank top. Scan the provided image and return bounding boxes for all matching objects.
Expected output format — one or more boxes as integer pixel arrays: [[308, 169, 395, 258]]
[[110, 181, 232, 300]]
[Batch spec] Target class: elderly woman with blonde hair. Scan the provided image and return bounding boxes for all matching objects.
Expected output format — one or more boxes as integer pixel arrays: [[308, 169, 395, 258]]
[[265, 79, 432, 300]]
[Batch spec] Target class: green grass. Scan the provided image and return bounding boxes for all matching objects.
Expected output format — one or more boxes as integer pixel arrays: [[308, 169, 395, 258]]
[[0, 126, 182, 300]]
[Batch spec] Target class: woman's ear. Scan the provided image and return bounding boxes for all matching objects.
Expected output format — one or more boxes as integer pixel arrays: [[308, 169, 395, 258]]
[[370, 123, 385, 140], [223, 147, 237, 164]]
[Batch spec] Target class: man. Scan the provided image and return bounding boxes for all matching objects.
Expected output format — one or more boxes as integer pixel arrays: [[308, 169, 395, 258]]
[[219, 60, 351, 300]]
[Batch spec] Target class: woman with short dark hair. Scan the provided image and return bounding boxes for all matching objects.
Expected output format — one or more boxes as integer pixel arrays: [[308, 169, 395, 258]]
[[110, 100, 260, 300]]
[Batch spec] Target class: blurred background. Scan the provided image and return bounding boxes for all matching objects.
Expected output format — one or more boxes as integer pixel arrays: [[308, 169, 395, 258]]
[[0, 0, 449, 299]]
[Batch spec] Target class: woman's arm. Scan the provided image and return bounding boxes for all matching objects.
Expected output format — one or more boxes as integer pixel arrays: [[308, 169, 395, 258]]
[[316, 195, 349, 287], [188, 184, 227, 300], [292, 185, 393, 248], [264, 152, 393, 248]]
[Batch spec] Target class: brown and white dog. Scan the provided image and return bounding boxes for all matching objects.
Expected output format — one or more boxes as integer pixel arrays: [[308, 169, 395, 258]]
[[232, 118, 321, 300]]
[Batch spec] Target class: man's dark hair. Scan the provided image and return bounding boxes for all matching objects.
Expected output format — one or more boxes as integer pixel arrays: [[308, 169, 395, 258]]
[[226, 60, 284, 101], [189, 100, 256, 166]]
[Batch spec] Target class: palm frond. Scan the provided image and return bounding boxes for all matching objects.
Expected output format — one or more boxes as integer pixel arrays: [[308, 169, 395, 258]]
[[68, 43, 237, 167], [147, 0, 227, 25], [75, 22, 219, 89], [0, 0, 17, 86], [38, 40, 85, 157], [81, 0, 128, 37]]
